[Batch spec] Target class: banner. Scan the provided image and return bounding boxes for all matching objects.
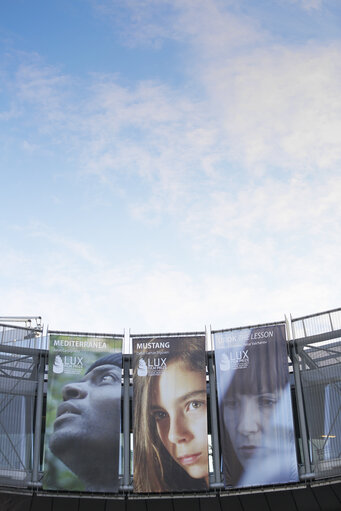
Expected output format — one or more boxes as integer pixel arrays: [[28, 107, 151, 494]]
[[214, 325, 298, 488], [133, 336, 209, 492], [43, 334, 122, 492]]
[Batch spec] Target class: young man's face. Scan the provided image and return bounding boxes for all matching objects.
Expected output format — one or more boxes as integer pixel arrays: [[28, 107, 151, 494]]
[[50, 363, 121, 473]]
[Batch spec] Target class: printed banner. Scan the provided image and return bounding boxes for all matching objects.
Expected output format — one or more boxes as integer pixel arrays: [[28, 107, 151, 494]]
[[133, 336, 209, 492], [43, 334, 122, 492], [214, 325, 298, 488]]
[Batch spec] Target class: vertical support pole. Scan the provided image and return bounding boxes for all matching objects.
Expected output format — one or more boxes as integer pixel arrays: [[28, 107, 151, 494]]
[[32, 353, 45, 483], [328, 312, 334, 331], [123, 328, 131, 489], [287, 316, 313, 478], [206, 326, 222, 487]]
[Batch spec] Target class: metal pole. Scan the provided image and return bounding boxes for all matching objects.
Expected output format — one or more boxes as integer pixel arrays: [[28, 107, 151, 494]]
[[208, 354, 223, 487], [291, 347, 313, 477], [32, 353, 45, 483], [206, 327, 223, 487], [123, 354, 131, 489], [288, 315, 313, 478]]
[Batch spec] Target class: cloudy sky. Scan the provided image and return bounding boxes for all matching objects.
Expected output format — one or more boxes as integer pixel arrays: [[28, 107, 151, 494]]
[[1, 0, 340, 334]]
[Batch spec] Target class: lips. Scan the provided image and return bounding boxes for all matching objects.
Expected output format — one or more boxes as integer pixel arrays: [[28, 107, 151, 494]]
[[177, 453, 202, 466], [55, 402, 81, 420], [238, 445, 258, 459]]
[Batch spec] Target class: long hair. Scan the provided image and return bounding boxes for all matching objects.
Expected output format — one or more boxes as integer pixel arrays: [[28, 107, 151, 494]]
[[133, 337, 208, 492], [220, 326, 289, 486]]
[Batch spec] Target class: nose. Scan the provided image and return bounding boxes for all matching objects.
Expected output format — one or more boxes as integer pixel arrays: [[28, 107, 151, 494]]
[[237, 398, 260, 437], [62, 381, 88, 400], [168, 412, 193, 444]]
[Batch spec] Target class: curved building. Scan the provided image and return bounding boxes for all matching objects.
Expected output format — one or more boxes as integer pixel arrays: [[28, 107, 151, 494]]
[[0, 308, 340, 510]]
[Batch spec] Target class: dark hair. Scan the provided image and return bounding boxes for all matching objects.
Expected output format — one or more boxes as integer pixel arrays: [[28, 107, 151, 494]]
[[225, 328, 288, 398], [133, 337, 208, 492]]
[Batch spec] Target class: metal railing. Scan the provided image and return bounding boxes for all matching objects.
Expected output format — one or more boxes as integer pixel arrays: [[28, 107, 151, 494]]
[[0, 309, 340, 494]]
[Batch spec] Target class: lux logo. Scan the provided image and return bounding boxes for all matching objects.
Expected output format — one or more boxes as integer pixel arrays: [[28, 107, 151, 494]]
[[147, 358, 167, 367], [230, 350, 248, 360], [63, 356, 83, 367]]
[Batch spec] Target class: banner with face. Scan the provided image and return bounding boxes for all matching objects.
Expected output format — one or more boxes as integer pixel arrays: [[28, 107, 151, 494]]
[[133, 336, 209, 493], [214, 324, 298, 488], [43, 334, 122, 492]]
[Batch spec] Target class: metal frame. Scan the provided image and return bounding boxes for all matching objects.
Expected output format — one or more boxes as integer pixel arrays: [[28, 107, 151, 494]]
[[0, 310, 340, 495], [290, 309, 341, 480], [0, 323, 43, 487]]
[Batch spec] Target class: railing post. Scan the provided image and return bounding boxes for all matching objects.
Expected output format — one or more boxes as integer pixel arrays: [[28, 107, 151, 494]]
[[287, 316, 313, 478], [206, 326, 223, 488], [32, 353, 45, 483], [123, 328, 131, 489]]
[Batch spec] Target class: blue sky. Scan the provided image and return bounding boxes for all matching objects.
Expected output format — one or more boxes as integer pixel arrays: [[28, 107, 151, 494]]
[[1, 0, 341, 334]]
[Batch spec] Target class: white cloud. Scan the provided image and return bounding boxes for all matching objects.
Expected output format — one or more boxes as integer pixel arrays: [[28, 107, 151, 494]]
[[289, 0, 324, 10], [13, 54, 71, 126], [207, 174, 341, 239], [1, 1, 341, 332], [91, 1, 341, 177], [86, 1, 341, 218], [201, 42, 341, 174], [92, 0, 265, 52], [22, 140, 40, 152], [1, 234, 338, 336], [6, 23, 341, 220]]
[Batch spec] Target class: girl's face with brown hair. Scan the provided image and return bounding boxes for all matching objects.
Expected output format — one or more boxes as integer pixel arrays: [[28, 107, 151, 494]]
[[151, 361, 209, 484]]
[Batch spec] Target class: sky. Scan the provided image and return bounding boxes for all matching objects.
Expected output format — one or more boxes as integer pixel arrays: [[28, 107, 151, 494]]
[[1, 0, 341, 335]]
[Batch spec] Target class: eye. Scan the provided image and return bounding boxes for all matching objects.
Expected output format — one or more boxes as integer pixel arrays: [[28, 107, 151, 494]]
[[102, 374, 115, 382], [151, 409, 168, 422], [98, 372, 120, 384], [186, 400, 205, 412], [258, 395, 277, 408]]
